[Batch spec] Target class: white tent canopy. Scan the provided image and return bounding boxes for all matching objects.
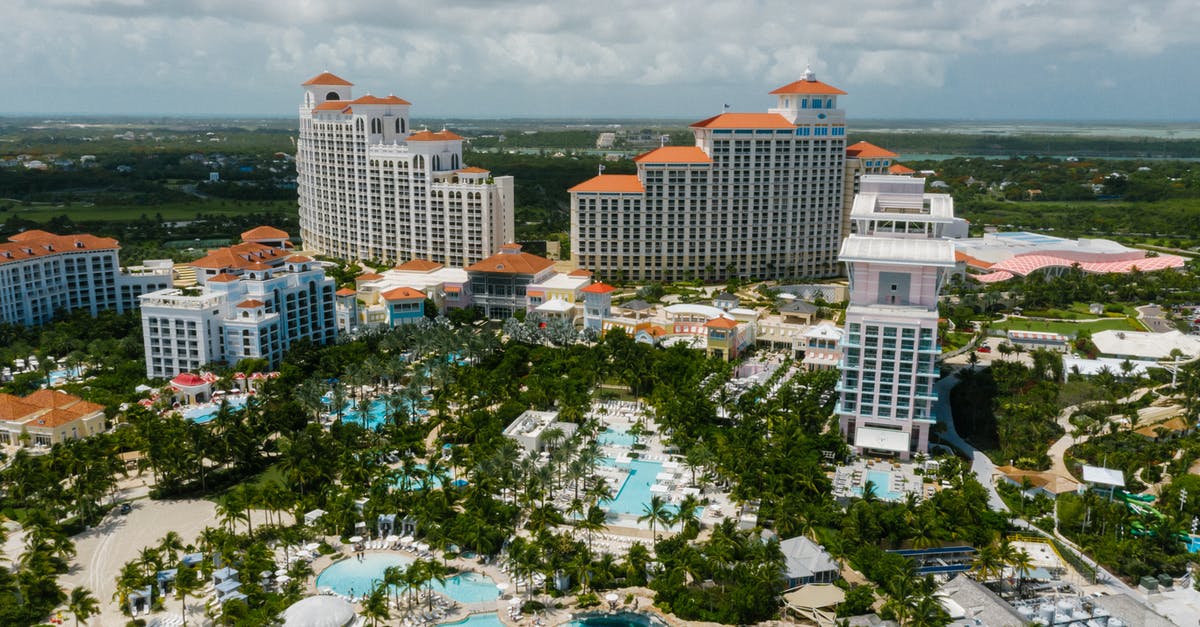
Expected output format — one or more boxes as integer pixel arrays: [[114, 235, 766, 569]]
[[854, 426, 909, 453], [280, 595, 355, 627]]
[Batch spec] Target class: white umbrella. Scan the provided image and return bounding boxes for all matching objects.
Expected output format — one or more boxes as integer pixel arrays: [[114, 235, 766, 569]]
[[305, 543, 320, 551], [348, 535, 364, 543], [509, 597, 521, 606], [385, 535, 399, 544], [496, 582, 510, 592], [416, 542, 430, 552], [275, 569, 289, 576], [276, 574, 291, 582], [604, 593, 619, 602], [399, 535, 415, 545]]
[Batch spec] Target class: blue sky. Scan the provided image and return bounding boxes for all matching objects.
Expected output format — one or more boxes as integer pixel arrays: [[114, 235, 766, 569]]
[[7, 0, 1199, 120]]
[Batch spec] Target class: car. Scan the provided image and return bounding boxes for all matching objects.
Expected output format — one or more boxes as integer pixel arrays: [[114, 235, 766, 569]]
[[119, 503, 132, 515], [977, 346, 992, 353]]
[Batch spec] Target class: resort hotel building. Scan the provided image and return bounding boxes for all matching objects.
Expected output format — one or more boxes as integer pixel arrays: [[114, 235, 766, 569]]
[[295, 72, 515, 266], [139, 228, 337, 379], [0, 229, 173, 326], [569, 67, 848, 283], [837, 175, 957, 459]]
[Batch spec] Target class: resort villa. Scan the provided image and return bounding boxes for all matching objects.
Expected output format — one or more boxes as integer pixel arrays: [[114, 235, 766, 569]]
[[0, 389, 106, 448]]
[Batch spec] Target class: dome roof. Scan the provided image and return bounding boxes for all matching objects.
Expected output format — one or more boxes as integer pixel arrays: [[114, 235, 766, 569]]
[[281, 595, 355, 627]]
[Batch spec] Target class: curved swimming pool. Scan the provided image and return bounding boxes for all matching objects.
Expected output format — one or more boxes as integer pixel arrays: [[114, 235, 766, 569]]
[[315, 553, 499, 604]]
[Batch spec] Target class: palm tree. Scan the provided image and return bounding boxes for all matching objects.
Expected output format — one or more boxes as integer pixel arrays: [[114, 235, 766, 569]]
[[675, 494, 702, 536], [1008, 548, 1035, 598], [362, 580, 391, 626], [67, 586, 99, 627], [158, 531, 185, 567], [638, 495, 674, 543], [174, 564, 200, 626]]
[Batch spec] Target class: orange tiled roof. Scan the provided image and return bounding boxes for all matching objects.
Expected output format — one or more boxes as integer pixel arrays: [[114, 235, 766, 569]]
[[568, 174, 644, 194], [237, 299, 266, 308], [690, 113, 795, 129], [28, 408, 85, 429], [846, 141, 898, 159], [0, 393, 39, 421], [955, 250, 993, 269], [302, 71, 353, 86], [313, 101, 353, 112], [704, 316, 739, 329], [0, 231, 119, 266], [634, 146, 712, 164], [189, 242, 288, 271], [287, 255, 313, 263], [395, 259, 444, 272], [457, 166, 489, 174], [356, 272, 383, 281], [241, 226, 289, 241], [407, 130, 465, 142], [466, 249, 555, 275], [23, 389, 103, 416], [207, 273, 240, 283], [769, 78, 847, 95], [568, 269, 592, 277], [381, 287, 426, 300], [581, 282, 616, 294], [352, 94, 412, 106], [889, 163, 915, 175], [335, 288, 357, 297]]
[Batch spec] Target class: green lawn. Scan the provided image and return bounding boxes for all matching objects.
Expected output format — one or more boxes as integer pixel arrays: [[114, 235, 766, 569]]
[[4, 199, 297, 223], [993, 316, 1143, 336]]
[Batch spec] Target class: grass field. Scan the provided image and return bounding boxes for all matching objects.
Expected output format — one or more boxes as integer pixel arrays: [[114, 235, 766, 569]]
[[993, 316, 1143, 336], [2, 199, 297, 223]]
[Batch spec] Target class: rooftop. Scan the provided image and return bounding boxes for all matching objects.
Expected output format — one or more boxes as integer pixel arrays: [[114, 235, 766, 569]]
[[690, 112, 794, 129], [839, 235, 957, 267], [302, 71, 353, 86], [634, 146, 712, 164], [846, 141, 897, 159], [466, 245, 555, 275], [568, 174, 644, 194]]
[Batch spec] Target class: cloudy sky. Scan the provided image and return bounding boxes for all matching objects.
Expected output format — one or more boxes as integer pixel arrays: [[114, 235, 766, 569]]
[[7, 0, 1199, 120]]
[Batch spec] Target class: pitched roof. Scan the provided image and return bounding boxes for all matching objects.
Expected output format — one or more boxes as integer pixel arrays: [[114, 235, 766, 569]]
[[236, 299, 266, 308], [189, 242, 288, 270], [207, 273, 240, 283], [704, 316, 739, 329], [286, 255, 313, 263], [407, 130, 465, 142], [0, 394, 40, 421], [241, 226, 289, 241], [351, 94, 411, 105], [457, 166, 489, 174], [0, 231, 120, 266], [634, 146, 712, 164], [568, 174, 644, 194], [381, 287, 426, 300], [690, 113, 795, 129], [889, 163, 915, 175], [22, 389, 104, 416], [356, 272, 383, 281], [313, 101, 353, 112], [568, 269, 592, 277], [769, 78, 847, 96], [302, 71, 353, 86], [171, 373, 208, 387], [581, 282, 616, 294], [466, 249, 555, 275], [846, 141, 897, 159], [395, 259, 444, 272], [335, 288, 357, 297]]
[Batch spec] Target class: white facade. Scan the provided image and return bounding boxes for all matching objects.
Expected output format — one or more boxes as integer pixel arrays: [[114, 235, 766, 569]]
[[140, 254, 336, 379], [837, 176, 956, 459], [296, 72, 515, 266], [0, 230, 172, 326], [570, 68, 847, 283]]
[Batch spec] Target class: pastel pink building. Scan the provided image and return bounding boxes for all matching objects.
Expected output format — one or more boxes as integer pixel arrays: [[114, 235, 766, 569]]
[[837, 176, 956, 459]]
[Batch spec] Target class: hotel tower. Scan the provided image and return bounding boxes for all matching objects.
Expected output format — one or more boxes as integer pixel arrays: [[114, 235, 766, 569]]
[[296, 72, 514, 266], [569, 67, 847, 282]]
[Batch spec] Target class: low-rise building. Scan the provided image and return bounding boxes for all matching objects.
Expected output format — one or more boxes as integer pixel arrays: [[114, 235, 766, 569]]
[[502, 410, 579, 453], [467, 244, 557, 319], [140, 228, 337, 378], [0, 389, 106, 448], [779, 535, 840, 589]]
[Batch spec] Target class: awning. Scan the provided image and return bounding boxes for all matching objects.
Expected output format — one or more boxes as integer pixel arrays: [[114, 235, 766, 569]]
[[784, 584, 846, 609], [854, 426, 909, 453], [535, 299, 574, 313]]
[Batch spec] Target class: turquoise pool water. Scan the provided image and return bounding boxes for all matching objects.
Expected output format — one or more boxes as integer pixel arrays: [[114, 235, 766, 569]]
[[598, 428, 636, 448], [606, 459, 662, 516], [440, 613, 505, 627], [182, 396, 249, 423], [565, 611, 662, 627], [1185, 535, 1200, 553], [328, 397, 428, 430], [851, 469, 905, 501], [315, 553, 499, 603]]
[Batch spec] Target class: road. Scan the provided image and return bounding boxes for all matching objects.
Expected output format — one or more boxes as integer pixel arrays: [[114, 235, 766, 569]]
[[932, 373, 1008, 512], [1137, 304, 1176, 334]]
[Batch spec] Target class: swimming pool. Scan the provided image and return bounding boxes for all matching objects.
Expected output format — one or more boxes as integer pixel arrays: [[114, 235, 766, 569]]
[[851, 469, 905, 501], [315, 553, 499, 604], [565, 611, 664, 627], [601, 458, 701, 526], [440, 613, 505, 627], [182, 396, 249, 423], [1185, 535, 1200, 553], [598, 428, 637, 448], [328, 397, 428, 430]]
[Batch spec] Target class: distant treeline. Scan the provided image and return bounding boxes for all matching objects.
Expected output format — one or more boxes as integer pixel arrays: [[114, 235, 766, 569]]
[[851, 132, 1200, 159]]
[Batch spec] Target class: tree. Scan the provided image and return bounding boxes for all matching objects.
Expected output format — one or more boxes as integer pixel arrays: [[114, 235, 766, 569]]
[[362, 580, 391, 626], [174, 564, 201, 626], [67, 586, 99, 627], [638, 495, 674, 544]]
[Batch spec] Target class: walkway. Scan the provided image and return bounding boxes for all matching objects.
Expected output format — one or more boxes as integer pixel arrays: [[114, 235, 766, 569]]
[[932, 373, 1008, 512]]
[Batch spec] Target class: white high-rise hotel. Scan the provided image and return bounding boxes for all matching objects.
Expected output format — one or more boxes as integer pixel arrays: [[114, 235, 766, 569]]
[[837, 176, 956, 460], [296, 72, 515, 266], [570, 68, 847, 282]]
